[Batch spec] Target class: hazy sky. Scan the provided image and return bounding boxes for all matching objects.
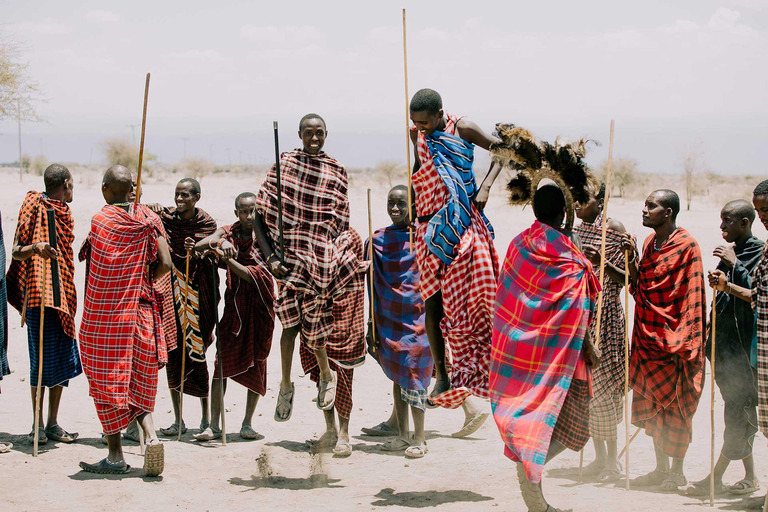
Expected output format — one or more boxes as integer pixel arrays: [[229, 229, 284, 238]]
[[0, 0, 766, 172]]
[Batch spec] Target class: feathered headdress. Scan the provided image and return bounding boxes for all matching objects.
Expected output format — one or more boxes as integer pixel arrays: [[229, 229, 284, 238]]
[[490, 123, 600, 230]]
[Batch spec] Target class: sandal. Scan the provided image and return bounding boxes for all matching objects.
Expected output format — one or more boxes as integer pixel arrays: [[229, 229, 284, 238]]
[[597, 466, 624, 483], [333, 440, 352, 458], [379, 437, 412, 452], [660, 472, 688, 491], [687, 478, 724, 497], [729, 478, 760, 496], [0, 442, 12, 453], [239, 425, 259, 440], [452, 412, 489, 438], [317, 372, 337, 411], [361, 422, 397, 437], [193, 426, 222, 441], [79, 457, 131, 475], [143, 441, 164, 477], [426, 380, 450, 409], [28, 427, 47, 445], [274, 383, 295, 422], [45, 424, 79, 443], [123, 426, 141, 443], [405, 442, 428, 459], [581, 460, 606, 478], [630, 469, 668, 487], [159, 422, 187, 437]]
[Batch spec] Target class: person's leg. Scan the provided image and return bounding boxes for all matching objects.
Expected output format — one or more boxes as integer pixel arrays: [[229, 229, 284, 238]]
[[199, 396, 210, 430], [654, 442, 671, 472], [168, 389, 182, 425], [210, 378, 226, 431], [393, 383, 410, 436], [242, 390, 260, 429], [606, 439, 620, 470], [276, 325, 300, 419], [424, 292, 449, 391], [411, 406, 426, 446], [105, 433, 124, 463], [743, 454, 757, 482], [137, 411, 159, 444], [30, 386, 45, 429], [45, 385, 63, 427], [592, 439, 607, 467], [337, 414, 350, 448]]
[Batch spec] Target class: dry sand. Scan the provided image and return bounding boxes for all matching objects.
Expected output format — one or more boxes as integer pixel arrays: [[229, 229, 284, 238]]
[[1, 167, 766, 511]]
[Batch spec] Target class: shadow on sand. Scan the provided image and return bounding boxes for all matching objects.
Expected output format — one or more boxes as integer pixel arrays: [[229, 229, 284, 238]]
[[370, 487, 494, 508], [229, 473, 343, 491]]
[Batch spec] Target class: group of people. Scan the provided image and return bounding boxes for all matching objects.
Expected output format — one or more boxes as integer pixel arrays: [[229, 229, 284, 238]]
[[0, 87, 766, 512]]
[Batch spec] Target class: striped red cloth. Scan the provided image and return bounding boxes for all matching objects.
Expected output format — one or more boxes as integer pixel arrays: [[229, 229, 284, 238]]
[[255, 148, 365, 347], [79, 204, 168, 433], [753, 244, 768, 436], [630, 227, 706, 458], [212, 223, 275, 395], [300, 229, 366, 419], [412, 115, 499, 408], [6, 191, 77, 338], [490, 221, 599, 484]]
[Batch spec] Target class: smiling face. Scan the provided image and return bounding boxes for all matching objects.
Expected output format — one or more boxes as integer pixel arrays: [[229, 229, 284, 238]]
[[235, 195, 256, 230], [754, 194, 768, 231], [720, 206, 750, 243], [299, 118, 327, 155], [175, 181, 200, 216], [387, 188, 409, 226], [574, 185, 601, 222], [409, 109, 444, 137], [642, 191, 671, 228]]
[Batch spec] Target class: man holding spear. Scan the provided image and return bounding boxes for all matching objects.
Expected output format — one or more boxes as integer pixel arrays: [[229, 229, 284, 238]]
[[254, 113, 366, 422], [7, 163, 81, 446]]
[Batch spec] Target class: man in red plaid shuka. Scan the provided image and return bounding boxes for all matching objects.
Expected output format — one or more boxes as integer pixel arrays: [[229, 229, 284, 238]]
[[621, 189, 706, 491], [408, 89, 502, 427], [79, 166, 172, 476], [254, 113, 366, 429]]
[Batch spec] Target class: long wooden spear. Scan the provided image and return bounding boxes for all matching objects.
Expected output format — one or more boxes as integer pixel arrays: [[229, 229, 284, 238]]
[[177, 252, 191, 442], [710, 290, 717, 507], [273, 121, 284, 264], [212, 256, 226, 446], [402, 8, 413, 253], [135, 73, 150, 205], [593, 120, 615, 351], [367, 189, 377, 354], [32, 257, 47, 457]]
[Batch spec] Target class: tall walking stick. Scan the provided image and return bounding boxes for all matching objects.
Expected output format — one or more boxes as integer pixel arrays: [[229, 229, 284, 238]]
[[624, 250, 631, 490], [135, 73, 150, 204], [177, 251, 191, 442], [33, 260, 47, 457], [402, 8, 413, 253], [367, 189, 377, 353], [45, 210, 61, 309], [710, 289, 717, 507], [212, 257, 226, 446], [273, 121, 285, 264]]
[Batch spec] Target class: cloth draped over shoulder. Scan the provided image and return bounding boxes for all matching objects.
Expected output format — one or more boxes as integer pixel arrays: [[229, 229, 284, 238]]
[[79, 204, 168, 408], [6, 191, 77, 338], [160, 207, 218, 359], [630, 227, 706, 455], [490, 221, 600, 484], [255, 149, 361, 298], [365, 224, 432, 394], [751, 243, 768, 435], [420, 129, 493, 266], [213, 222, 275, 395]]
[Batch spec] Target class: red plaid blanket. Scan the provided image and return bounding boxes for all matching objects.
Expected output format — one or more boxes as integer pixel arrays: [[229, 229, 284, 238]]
[[79, 204, 167, 408], [630, 227, 705, 427], [6, 191, 77, 337], [490, 221, 599, 484]]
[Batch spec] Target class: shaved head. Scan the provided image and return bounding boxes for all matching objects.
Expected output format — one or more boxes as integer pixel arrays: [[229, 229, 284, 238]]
[[102, 165, 133, 203], [723, 199, 755, 224], [652, 189, 680, 220]]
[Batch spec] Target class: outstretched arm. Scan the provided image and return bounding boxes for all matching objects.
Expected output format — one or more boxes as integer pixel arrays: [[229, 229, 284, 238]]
[[222, 256, 256, 285], [709, 270, 752, 303], [251, 211, 288, 278]]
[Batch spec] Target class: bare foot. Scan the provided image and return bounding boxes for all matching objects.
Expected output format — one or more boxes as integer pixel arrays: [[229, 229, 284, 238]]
[[307, 430, 338, 451]]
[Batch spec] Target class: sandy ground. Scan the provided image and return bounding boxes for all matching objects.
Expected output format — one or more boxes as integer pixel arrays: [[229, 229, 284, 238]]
[[1, 167, 767, 512]]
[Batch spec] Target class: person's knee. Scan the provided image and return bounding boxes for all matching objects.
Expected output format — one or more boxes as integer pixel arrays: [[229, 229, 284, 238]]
[[281, 325, 300, 344]]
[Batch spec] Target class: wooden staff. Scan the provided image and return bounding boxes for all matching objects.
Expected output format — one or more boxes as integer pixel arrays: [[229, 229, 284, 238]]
[[367, 189, 377, 353], [33, 260, 47, 457], [624, 250, 631, 490], [402, 8, 413, 253], [618, 428, 641, 459], [578, 449, 584, 483], [135, 73, 150, 205], [710, 289, 717, 507], [273, 121, 285, 264], [593, 120, 615, 351], [211, 256, 226, 446], [177, 251, 191, 442]]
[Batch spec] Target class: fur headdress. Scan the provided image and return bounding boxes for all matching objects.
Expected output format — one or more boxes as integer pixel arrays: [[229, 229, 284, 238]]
[[490, 123, 600, 230]]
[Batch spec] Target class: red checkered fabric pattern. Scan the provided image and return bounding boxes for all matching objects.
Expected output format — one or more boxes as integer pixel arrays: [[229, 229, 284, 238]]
[[300, 229, 366, 419], [80, 204, 167, 416], [752, 244, 768, 435], [411, 115, 499, 409], [550, 379, 591, 451], [629, 227, 706, 458], [256, 149, 365, 347], [6, 191, 78, 338]]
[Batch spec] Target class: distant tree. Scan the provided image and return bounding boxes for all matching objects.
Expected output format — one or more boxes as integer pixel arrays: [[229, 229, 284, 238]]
[[20, 153, 30, 174], [177, 157, 214, 180], [599, 157, 638, 198], [0, 37, 42, 122], [102, 138, 156, 174], [373, 160, 406, 188], [682, 147, 702, 211], [30, 154, 48, 175]]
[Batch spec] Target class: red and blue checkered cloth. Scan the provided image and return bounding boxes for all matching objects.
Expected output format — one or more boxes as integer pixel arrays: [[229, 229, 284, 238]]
[[490, 221, 599, 484]]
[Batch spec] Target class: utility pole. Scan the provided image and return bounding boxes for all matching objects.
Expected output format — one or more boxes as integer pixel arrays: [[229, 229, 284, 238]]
[[126, 124, 138, 144]]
